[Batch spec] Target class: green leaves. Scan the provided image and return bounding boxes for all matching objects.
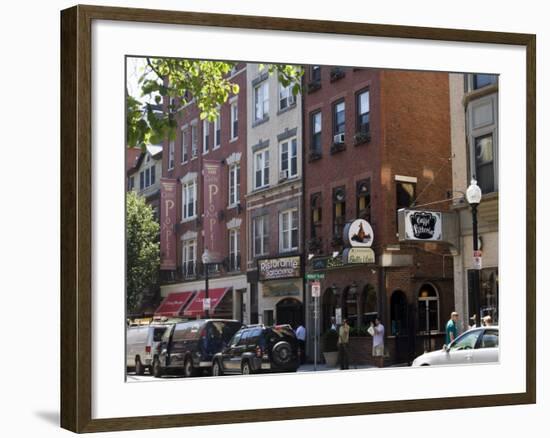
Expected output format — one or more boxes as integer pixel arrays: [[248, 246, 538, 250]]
[[126, 60, 304, 148]]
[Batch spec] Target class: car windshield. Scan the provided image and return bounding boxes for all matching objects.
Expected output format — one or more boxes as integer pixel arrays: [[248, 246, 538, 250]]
[[450, 330, 481, 351]]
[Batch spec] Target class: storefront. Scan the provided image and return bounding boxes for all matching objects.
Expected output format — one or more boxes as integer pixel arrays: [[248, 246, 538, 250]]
[[256, 255, 304, 328]]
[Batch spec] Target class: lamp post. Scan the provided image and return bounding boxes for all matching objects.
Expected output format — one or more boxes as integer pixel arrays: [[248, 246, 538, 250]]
[[466, 179, 482, 328], [202, 249, 211, 318]]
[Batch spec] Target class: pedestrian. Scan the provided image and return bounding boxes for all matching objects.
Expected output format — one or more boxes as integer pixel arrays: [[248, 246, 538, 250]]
[[337, 318, 350, 370], [445, 311, 459, 346], [295, 322, 306, 364], [330, 316, 337, 331], [468, 314, 477, 330], [371, 317, 385, 368], [482, 315, 493, 327]]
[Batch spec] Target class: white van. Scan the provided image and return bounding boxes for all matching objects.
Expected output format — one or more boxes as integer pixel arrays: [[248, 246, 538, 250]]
[[126, 325, 169, 375]]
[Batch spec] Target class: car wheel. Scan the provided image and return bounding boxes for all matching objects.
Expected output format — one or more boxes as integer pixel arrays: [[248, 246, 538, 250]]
[[152, 357, 163, 378], [212, 360, 224, 377], [241, 361, 252, 375], [135, 357, 144, 375], [184, 357, 198, 378], [271, 341, 292, 367]]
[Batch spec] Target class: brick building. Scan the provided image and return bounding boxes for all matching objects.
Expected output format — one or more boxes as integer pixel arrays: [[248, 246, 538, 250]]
[[158, 63, 248, 321], [303, 66, 455, 363]]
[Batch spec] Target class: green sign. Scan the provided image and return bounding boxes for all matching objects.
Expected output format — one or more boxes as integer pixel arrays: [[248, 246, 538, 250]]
[[305, 273, 325, 280]]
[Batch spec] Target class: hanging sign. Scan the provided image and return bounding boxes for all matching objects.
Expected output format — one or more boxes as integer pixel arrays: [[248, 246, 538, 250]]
[[343, 219, 374, 247]]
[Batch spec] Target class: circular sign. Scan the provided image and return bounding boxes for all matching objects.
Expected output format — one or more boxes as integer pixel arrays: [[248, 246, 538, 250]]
[[344, 219, 374, 247]]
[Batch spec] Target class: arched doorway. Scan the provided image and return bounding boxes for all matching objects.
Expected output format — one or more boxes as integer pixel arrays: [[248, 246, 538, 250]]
[[361, 284, 378, 326], [417, 283, 440, 334], [276, 298, 303, 329], [322, 288, 337, 332], [390, 290, 408, 336]]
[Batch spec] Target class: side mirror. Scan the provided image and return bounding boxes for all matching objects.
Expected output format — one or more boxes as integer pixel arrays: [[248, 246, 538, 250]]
[[442, 344, 449, 352]]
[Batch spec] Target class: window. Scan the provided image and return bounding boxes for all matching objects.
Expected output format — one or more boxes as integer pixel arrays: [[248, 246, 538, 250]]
[[333, 187, 346, 237], [229, 163, 240, 206], [356, 179, 371, 221], [310, 193, 322, 238], [254, 149, 269, 189], [279, 81, 295, 111], [254, 81, 269, 122], [229, 229, 240, 271], [145, 168, 150, 188], [139, 171, 144, 190], [279, 209, 298, 252], [128, 176, 135, 191], [356, 89, 370, 134], [253, 215, 269, 256], [474, 134, 495, 194], [150, 165, 156, 186], [182, 239, 196, 278], [181, 128, 188, 163], [310, 111, 322, 154], [203, 120, 210, 154], [333, 100, 345, 136], [168, 140, 175, 170], [417, 284, 439, 334], [473, 74, 497, 90], [182, 180, 197, 220], [279, 137, 298, 179], [214, 111, 221, 148], [191, 122, 198, 157], [450, 330, 481, 351], [230, 100, 238, 139], [310, 65, 321, 83]]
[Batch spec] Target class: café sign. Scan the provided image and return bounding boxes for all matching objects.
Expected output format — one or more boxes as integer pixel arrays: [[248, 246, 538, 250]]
[[403, 210, 442, 241], [258, 256, 301, 281], [342, 247, 375, 264], [343, 219, 374, 247]]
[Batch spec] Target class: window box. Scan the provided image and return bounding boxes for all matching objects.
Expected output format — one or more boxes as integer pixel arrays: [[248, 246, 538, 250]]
[[307, 81, 321, 93], [330, 142, 346, 154], [307, 237, 322, 253], [308, 151, 322, 162], [330, 235, 344, 248], [354, 131, 371, 146], [330, 67, 346, 82]]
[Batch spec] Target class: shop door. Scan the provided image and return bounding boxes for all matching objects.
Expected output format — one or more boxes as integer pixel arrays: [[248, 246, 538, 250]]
[[390, 290, 409, 364], [276, 298, 303, 328]]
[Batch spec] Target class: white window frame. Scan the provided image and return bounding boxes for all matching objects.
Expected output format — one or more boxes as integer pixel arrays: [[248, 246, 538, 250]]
[[181, 126, 188, 163], [254, 149, 270, 190], [191, 121, 198, 158], [214, 110, 221, 149], [278, 81, 296, 111], [279, 208, 299, 252], [229, 163, 240, 206], [230, 100, 238, 140], [168, 140, 175, 170], [182, 180, 197, 221], [202, 119, 210, 154], [229, 228, 240, 271], [182, 239, 196, 277], [279, 137, 298, 178], [253, 215, 269, 257], [254, 81, 269, 122]]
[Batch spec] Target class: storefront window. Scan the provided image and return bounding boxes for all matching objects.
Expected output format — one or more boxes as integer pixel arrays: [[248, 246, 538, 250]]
[[417, 284, 439, 333], [480, 268, 499, 324]]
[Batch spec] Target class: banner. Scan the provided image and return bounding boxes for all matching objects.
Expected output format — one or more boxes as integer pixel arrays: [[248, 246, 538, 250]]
[[160, 178, 177, 270], [203, 160, 224, 262]]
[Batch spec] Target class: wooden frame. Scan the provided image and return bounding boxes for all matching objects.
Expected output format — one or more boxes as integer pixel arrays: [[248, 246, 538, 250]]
[[60, 4, 536, 433]]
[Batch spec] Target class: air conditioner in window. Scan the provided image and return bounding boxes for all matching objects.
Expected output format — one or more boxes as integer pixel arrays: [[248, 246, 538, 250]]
[[333, 133, 345, 144], [279, 170, 289, 181], [191, 147, 198, 157]]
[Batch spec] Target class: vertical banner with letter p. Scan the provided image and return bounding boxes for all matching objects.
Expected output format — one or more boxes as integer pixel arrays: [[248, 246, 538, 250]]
[[160, 178, 177, 270], [203, 160, 223, 262]]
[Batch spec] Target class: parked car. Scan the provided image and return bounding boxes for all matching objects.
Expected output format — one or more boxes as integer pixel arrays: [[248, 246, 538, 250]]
[[126, 324, 170, 375], [211, 324, 300, 376], [153, 319, 243, 378], [412, 326, 499, 367]]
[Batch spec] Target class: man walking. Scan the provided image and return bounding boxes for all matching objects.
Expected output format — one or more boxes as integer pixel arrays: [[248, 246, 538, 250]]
[[295, 323, 306, 364], [338, 318, 350, 370], [371, 317, 385, 368], [445, 311, 459, 346]]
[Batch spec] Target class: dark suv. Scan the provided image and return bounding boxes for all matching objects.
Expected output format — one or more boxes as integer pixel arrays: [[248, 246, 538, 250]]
[[152, 319, 242, 378], [211, 324, 300, 375]]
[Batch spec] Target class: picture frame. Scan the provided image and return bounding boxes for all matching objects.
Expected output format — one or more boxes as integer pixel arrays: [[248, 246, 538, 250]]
[[60, 4, 536, 433]]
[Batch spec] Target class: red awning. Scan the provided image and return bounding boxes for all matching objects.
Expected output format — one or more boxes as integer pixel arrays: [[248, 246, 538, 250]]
[[183, 288, 231, 317], [154, 291, 195, 317]]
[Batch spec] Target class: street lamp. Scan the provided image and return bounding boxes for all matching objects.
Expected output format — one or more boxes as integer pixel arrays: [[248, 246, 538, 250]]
[[466, 179, 482, 328], [202, 249, 212, 318]]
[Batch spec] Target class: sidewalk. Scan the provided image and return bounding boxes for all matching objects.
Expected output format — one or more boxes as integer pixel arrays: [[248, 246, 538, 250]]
[[297, 362, 410, 372]]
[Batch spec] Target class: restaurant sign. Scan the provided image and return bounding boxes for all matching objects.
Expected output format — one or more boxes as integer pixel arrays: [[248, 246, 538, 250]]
[[310, 255, 345, 271], [258, 256, 301, 281], [343, 219, 374, 247], [402, 210, 442, 241], [342, 247, 375, 264]]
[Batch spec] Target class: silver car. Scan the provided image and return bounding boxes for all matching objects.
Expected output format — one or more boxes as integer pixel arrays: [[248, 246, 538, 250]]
[[412, 326, 499, 367], [126, 325, 169, 375]]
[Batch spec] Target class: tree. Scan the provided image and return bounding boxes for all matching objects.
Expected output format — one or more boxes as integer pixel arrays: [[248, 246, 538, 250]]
[[126, 191, 160, 314], [127, 58, 303, 148]]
